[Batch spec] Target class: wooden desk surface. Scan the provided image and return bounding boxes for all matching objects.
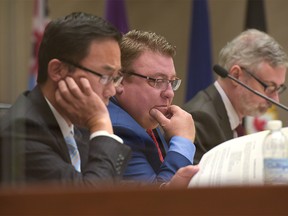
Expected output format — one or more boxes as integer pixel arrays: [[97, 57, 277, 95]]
[[0, 184, 287, 215]]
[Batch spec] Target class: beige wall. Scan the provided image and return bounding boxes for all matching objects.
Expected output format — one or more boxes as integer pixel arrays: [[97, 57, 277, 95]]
[[1, 0, 288, 126]]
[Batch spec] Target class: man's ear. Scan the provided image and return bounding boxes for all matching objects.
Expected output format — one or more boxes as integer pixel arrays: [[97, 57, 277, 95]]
[[229, 65, 243, 87], [47, 59, 67, 82], [230, 65, 242, 79]]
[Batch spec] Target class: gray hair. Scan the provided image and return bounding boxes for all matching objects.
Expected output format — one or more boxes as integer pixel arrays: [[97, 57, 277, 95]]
[[218, 29, 288, 72]]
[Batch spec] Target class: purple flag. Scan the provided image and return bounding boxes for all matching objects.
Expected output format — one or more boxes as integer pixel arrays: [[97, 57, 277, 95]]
[[105, 0, 129, 33]]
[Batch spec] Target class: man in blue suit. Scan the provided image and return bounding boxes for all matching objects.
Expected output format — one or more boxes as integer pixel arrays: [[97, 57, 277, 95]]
[[108, 30, 196, 184]]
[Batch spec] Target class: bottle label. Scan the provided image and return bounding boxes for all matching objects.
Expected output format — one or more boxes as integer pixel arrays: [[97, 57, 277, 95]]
[[264, 158, 288, 184]]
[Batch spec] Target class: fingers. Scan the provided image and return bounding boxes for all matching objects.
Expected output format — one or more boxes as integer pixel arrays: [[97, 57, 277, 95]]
[[55, 77, 97, 125], [55, 80, 72, 110], [79, 77, 93, 96], [149, 105, 181, 126], [56, 78, 78, 107], [149, 108, 169, 127], [166, 104, 179, 113], [164, 165, 199, 189], [176, 165, 199, 178], [151, 105, 195, 142], [55, 76, 108, 129], [56, 77, 94, 103]]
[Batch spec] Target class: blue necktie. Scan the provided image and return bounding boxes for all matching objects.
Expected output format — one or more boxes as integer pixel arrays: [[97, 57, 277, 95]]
[[65, 130, 81, 172]]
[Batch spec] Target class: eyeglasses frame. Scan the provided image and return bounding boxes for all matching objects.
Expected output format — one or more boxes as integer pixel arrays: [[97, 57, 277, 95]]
[[123, 70, 181, 91], [240, 66, 286, 94], [59, 58, 123, 86]]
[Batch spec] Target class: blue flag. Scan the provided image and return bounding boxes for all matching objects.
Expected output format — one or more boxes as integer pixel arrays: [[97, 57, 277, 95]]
[[185, 0, 212, 102], [105, 0, 129, 34]]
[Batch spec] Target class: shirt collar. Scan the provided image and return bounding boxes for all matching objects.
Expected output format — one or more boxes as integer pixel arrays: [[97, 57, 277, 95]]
[[45, 98, 73, 137]]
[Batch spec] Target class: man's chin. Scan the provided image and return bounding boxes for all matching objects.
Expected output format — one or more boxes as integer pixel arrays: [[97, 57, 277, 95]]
[[146, 120, 159, 130], [251, 107, 269, 117], [260, 105, 271, 114]]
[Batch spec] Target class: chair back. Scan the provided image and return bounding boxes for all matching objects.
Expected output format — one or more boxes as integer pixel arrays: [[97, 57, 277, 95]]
[[0, 103, 10, 118]]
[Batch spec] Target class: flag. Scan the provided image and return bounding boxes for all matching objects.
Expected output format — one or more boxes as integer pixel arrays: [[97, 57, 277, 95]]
[[243, 0, 278, 134], [245, 0, 267, 31], [245, 106, 278, 133], [185, 0, 213, 102], [104, 0, 129, 34], [28, 0, 49, 90]]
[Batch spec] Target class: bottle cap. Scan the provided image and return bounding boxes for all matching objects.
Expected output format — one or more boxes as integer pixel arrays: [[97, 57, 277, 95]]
[[266, 120, 282, 130]]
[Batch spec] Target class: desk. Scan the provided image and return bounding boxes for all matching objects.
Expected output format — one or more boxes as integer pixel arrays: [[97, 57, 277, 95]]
[[0, 184, 286, 215]]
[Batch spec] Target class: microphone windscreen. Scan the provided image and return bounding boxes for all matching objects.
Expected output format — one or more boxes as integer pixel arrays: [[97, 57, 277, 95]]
[[213, 64, 228, 78]]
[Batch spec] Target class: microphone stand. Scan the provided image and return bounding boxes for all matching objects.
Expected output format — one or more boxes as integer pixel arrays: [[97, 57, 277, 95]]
[[213, 64, 288, 112]]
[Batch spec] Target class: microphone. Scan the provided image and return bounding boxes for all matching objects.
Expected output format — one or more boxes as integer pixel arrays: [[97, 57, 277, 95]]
[[213, 64, 288, 112]]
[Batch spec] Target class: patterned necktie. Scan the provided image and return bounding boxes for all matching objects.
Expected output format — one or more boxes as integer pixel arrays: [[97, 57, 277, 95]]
[[147, 129, 164, 162], [235, 124, 245, 137], [65, 130, 81, 172]]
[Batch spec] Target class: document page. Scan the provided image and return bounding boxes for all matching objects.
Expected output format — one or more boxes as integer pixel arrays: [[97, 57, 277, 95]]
[[189, 128, 288, 187]]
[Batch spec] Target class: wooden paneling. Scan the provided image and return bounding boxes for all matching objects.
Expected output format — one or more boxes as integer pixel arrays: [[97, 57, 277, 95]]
[[0, 184, 287, 215]]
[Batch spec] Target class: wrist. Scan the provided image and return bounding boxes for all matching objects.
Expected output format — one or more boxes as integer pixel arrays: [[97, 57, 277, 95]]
[[86, 115, 113, 134]]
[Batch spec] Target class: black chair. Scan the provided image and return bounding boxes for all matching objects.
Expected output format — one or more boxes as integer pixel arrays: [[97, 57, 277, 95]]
[[0, 103, 10, 117], [0, 103, 25, 185]]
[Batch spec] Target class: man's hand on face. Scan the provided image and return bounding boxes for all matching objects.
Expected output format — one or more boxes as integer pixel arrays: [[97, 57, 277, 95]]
[[149, 105, 195, 142], [55, 77, 113, 134]]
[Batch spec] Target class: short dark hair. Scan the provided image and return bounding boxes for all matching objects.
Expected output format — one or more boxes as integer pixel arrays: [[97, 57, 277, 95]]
[[37, 12, 122, 84]]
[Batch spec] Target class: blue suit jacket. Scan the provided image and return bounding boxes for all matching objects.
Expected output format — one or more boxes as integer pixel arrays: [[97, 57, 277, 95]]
[[108, 98, 194, 183]]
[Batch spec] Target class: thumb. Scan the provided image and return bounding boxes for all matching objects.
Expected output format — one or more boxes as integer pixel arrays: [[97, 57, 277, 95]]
[[165, 165, 199, 189]]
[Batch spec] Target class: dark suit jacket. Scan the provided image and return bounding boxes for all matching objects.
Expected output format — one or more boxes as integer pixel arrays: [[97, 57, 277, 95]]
[[183, 84, 233, 164], [108, 98, 192, 183], [0, 86, 131, 185]]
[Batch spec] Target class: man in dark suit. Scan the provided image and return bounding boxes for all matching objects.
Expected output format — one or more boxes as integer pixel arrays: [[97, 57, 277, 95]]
[[0, 12, 131, 185], [184, 29, 288, 164], [108, 30, 197, 184]]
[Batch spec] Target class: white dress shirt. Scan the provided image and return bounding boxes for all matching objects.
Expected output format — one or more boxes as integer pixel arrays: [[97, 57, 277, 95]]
[[214, 81, 241, 137], [45, 98, 123, 143]]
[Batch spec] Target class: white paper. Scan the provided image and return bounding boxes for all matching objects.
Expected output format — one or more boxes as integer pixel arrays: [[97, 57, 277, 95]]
[[188, 127, 288, 187]]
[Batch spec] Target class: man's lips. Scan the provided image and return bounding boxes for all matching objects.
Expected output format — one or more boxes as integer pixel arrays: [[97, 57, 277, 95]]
[[153, 105, 168, 113], [153, 105, 172, 118]]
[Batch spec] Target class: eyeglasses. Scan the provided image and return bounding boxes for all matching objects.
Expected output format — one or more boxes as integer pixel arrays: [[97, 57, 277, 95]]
[[123, 71, 181, 91], [59, 58, 123, 87], [240, 67, 286, 94]]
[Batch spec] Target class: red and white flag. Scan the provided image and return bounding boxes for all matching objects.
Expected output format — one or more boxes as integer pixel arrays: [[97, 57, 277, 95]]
[[28, 0, 50, 90]]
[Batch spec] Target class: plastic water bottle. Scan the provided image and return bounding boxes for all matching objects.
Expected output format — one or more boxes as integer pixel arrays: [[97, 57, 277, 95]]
[[263, 120, 288, 184]]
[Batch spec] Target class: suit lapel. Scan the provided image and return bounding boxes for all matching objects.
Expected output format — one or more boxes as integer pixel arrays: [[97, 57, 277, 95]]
[[28, 86, 71, 161], [206, 85, 234, 139]]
